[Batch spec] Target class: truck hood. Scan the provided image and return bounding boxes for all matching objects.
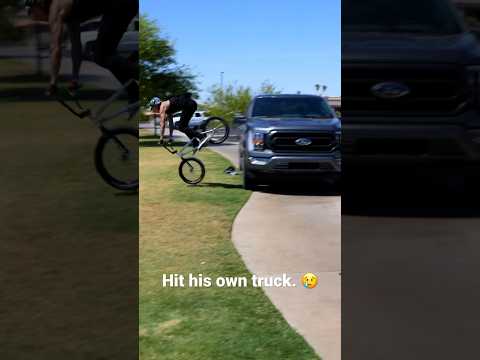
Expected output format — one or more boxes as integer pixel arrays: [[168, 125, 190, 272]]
[[343, 32, 480, 65], [247, 117, 341, 132]]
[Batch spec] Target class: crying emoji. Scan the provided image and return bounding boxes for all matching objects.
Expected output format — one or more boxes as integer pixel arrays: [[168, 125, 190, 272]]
[[302, 273, 318, 289]]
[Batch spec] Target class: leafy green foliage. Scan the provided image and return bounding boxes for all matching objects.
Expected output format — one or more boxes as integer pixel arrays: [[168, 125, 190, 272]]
[[203, 84, 252, 123], [204, 80, 281, 123], [259, 80, 282, 95], [139, 14, 197, 105]]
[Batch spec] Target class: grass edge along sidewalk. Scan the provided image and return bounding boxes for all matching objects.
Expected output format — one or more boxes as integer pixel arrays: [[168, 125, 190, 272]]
[[140, 137, 320, 360]]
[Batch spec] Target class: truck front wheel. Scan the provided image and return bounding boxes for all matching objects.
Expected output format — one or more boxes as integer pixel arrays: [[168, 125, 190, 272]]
[[245, 171, 260, 190], [243, 157, 259, 190]]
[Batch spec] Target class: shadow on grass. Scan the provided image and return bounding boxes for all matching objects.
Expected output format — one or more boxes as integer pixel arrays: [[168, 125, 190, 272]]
[[114, 190, 139, 197], [0, 87, 124, 102], [0, 73, 50, 83], [0, 72, 106, 84], [199, 182, 244, 190], [139, 140, 187, 148]]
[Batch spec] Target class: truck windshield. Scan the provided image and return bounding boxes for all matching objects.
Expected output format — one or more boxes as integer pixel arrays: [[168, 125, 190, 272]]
[[343, 0, 463, 35], [252, 97, 334, 119]]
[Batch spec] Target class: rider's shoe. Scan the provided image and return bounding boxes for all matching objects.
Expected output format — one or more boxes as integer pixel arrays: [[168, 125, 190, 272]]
[[68, 80, 81, 93]]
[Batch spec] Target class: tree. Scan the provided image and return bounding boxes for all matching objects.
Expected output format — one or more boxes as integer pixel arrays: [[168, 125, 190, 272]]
[[139, 14, 197, 104], [315, 84, 327, 95], [259, 80, 281, 95], [204, 80, 281, 123], [204, 84, 252, 123]]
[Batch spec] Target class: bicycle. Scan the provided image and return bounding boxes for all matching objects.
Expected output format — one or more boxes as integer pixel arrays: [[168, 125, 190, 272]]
[[55, 79, 139, 191], [161, 117, 230, 185]]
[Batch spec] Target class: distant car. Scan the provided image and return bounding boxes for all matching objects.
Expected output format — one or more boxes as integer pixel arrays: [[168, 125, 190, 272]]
[[237, 94, 341, 189], [172, 110, 208, 129]]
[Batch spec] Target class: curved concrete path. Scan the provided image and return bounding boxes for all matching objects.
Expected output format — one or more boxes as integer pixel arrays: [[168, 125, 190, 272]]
[[212, 144, 341, 360]]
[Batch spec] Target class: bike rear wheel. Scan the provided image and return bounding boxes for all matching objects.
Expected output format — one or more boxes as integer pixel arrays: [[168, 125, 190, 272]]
[[179, 157, 205, 185], [204, 117, 230, 144], [95, 127, 139, 191]]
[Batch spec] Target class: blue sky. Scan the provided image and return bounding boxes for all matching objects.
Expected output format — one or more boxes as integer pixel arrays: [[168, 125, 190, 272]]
[[141, 0, 340, 101]]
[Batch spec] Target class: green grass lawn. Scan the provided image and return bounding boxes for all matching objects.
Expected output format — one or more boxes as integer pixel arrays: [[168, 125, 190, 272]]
[[1, 59, 139, 357], [140, 135, 320, 360]]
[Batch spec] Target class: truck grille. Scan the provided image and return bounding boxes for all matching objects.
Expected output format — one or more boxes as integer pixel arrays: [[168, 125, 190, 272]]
[[273, 161, 335, 170], [342, 64, 469, 117], [267, 131, 337, 152]]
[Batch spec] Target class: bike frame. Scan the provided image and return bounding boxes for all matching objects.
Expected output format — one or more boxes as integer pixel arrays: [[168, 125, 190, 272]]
[[56, 79, 139, 131], [163, 127, 219, 159]]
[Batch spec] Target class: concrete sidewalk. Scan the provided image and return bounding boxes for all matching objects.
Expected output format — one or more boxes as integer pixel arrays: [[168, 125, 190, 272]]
[[212, 144, 341, 360]]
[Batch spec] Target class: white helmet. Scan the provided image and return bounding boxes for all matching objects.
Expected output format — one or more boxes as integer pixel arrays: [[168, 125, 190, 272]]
[[149, 97, 161, 107]]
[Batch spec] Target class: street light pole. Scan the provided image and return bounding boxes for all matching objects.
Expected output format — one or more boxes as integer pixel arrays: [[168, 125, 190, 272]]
[[220, 72, 224, 89]]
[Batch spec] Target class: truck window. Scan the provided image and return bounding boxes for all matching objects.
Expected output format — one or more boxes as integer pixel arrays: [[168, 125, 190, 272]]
[[343, 0, 463, 35], [252, 97, 334, 119]]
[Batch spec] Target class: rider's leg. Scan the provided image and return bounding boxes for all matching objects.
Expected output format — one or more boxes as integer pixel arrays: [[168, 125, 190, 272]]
[[177, 100, 199, 141], [167, 115, 174, 140], [93, 0, 138, 102]]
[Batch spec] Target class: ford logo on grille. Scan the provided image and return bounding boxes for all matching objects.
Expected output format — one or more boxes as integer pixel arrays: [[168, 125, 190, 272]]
[[371, 82, 410, 99], [295, 138, 313, 146]]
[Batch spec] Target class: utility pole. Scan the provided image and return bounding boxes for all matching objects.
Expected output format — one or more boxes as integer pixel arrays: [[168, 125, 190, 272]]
[[220, 72, 224, 89]]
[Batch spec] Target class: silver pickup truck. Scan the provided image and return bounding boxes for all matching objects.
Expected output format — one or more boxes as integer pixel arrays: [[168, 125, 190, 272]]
[[237, 94, 341, 189]]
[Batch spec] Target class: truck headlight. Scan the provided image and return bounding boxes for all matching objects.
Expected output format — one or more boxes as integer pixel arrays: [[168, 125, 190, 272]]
[[251, 132, 265, 151]]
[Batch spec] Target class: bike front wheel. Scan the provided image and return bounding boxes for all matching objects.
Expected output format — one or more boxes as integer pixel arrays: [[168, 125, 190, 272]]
[[179, 157, 205, 185], [95, 127, 139, 191], [204, 117, 230, 144]]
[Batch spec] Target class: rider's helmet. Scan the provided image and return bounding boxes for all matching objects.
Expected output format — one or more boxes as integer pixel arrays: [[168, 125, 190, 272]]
[[149, 97, 161, 107]]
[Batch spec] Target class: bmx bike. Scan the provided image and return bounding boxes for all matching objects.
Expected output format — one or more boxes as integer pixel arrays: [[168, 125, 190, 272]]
[[55, 79, 139, 191], [162, 117, 230, 185]]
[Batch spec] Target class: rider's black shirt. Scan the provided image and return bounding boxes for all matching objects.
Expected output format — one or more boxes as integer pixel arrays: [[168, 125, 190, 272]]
[[167, 93, 194, 114], [66, 0, 111, 22]]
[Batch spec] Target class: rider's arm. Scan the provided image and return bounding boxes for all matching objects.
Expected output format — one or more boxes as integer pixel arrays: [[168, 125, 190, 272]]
[[159, 111, 166, 141], [159, 102, 170, 141], [48, 0, 73, 90], [68, 20, 82, 86]]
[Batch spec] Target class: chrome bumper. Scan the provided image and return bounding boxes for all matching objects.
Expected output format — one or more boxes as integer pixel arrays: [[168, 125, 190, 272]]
[[247, 154, 341, 173]]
